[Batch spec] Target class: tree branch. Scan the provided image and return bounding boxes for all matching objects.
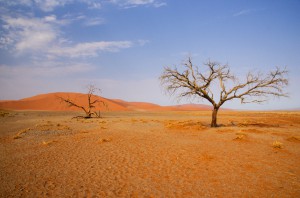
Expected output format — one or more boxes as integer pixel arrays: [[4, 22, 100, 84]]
[[160, 57, 288, 109]]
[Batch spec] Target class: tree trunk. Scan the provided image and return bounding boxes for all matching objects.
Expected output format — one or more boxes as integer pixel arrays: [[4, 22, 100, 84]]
[[211, 107, 219, 127]]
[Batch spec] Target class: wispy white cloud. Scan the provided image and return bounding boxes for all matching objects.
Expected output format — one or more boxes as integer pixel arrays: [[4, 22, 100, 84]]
[[16, 31, 56, 52], [0, 0, 165, 12], [34, 0, 72, 12], [153, 2, 166, 8], [233, 9, 252, 17], [49, 41, 133, 58], [109, 0, 166, 8], [127, 0, 155, 5], [0, 15, 133, 58], [82, 0, 102, 9], [1, 0, 72, 12], [137, 39, 150, 46], [83, 17, 106, 26], [0, 0, 102, 12], [59, 14, 105, 27], [0, 0, 167, 12], [44, 15, 57, 22], [0, 0, 31, 7], [1, 16, 58, 53]]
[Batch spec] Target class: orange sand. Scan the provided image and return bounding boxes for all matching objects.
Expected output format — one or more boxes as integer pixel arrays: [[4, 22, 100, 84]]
[[0, 110, 299, 197]]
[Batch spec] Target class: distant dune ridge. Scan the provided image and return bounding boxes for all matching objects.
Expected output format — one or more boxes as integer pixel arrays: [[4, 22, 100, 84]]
[[0, 92, 218, 111]]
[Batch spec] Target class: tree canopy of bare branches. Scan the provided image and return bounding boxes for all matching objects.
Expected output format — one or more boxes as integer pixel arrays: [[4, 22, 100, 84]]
[[58, 85, 107, 119], [160, 57, 288, 127]]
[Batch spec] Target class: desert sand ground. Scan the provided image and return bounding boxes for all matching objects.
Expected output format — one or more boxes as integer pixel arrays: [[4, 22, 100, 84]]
[[0, 110, 300, 197]]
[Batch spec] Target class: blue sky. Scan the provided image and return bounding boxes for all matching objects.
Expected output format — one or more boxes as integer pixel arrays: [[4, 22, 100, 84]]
[[0, 0, 299, 110]]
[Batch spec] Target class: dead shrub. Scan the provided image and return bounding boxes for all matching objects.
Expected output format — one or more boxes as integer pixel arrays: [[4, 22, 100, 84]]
[[272, 141, 283, 149]]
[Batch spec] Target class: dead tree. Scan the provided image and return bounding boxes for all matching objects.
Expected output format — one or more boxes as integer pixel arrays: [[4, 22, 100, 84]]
[[58, 85, 107, 118], [160, 57, 288, 127]]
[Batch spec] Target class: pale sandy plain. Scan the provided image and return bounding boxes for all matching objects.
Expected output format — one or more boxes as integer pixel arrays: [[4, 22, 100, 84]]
[[0, 93, 300, 197]]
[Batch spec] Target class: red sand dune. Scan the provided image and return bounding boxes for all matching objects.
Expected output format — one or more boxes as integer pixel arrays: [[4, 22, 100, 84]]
[[0, 92, 214, 111]]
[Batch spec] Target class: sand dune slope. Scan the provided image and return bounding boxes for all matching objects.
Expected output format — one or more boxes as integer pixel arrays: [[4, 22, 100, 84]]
[[0, 93, 128, 111], [0, 92, 214, 111]]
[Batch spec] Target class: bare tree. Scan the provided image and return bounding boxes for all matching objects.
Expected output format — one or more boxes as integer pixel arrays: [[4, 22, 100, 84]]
[[58, 85, 107, 118], [160, 57, 288, 127]]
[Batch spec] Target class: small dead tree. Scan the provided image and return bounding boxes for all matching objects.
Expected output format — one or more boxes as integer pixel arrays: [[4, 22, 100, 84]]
[[160, 57, 288, 127], [58, 85, 107, 118]]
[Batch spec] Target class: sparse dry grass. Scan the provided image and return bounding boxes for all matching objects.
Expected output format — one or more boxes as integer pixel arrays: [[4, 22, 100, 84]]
[[164, 120, 207, 130], [13, 121, 72, 139], [234, 133, 247, 140], [272, 141, 283, 149], [98, 138, 112, 143], [130, 118, 149, 123], [42, 140, 57, 146], [35, 121, 71, 131]]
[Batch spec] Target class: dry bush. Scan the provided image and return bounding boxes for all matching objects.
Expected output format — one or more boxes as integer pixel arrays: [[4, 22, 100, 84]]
[[140, 119, 148, 123], [233, 133, 247, 140], [165, 120, 207, 130], [272, 141, 283, 149], [98, 138, 112, 144]]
